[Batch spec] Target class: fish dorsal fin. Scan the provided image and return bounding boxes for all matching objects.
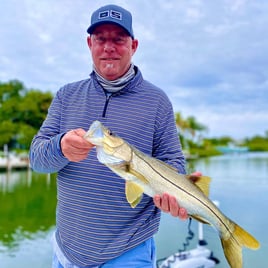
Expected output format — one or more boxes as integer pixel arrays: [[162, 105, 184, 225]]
[[187, 175, 211, 196], [125, 181, 144, 208]]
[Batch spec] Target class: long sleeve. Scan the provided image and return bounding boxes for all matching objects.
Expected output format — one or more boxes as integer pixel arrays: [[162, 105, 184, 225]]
[[152, 94, 186, 175], [29, 90, 69, 173]]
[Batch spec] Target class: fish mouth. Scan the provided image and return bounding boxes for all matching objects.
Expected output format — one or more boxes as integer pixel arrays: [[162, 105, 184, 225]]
[[84, 120, 104, 146]]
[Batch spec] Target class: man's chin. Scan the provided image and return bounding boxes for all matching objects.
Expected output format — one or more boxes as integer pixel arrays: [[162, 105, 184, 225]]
[[100, 68, 121, 80]]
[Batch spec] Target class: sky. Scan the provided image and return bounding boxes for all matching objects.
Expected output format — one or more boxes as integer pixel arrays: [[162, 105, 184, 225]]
[[1, 0, 268, 139]]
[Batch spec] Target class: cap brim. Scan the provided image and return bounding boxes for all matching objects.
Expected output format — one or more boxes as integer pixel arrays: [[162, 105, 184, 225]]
[[87, 21, 133, 38]]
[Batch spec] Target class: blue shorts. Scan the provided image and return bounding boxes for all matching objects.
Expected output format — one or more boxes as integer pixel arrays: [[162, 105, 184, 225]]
[[52, 237, 156, 268]]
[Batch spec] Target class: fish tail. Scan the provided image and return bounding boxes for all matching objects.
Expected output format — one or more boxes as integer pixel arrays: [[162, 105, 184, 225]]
[[221, 222, 260, 268]]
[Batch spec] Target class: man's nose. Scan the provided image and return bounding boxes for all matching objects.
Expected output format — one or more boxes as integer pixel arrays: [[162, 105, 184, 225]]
[[104, 40, 115, 52]]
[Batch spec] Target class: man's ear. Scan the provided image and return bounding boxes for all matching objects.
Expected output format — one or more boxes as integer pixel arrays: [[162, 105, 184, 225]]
[[131, 39, 138, 55], [87, 36, 92, 50]]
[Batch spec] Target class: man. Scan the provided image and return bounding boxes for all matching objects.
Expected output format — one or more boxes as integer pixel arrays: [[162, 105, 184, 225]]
[[30, 4, 189, 268]]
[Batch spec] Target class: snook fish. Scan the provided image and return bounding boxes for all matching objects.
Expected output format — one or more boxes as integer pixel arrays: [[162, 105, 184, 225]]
[[84, 120, 260, 268]]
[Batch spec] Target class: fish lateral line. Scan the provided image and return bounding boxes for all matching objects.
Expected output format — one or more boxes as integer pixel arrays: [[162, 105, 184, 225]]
[[133, 150, 235, 237]]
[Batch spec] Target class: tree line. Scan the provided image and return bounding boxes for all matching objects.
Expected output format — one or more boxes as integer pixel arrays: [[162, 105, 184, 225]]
[[0, 80, 53, 150], [0, 79, 208, 151], [0, 79, 267, 154]]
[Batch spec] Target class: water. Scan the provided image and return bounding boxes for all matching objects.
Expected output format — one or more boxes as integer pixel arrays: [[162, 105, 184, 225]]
[[155, 152, 268, 268], [0, 171, 56, 267], [0, 152, 267, 268]]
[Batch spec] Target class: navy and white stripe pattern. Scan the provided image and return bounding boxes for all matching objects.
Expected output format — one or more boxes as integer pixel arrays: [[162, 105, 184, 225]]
[[30, 66, 186, 267]]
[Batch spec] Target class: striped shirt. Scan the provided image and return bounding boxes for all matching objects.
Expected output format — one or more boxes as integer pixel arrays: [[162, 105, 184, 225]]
[[29, 66, 186, 267]]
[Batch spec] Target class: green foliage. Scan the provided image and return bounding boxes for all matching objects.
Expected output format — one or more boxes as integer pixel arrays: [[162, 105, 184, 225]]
[[0, 80, 53, 150], [0, 121, 17, 145], [175, 111, 268, 156], [244, 135, 268, 151], [203, 136, 234, 146], [16, 123, 38, 149], [175, 112, 208, 139], [186, 138, 222, 157]]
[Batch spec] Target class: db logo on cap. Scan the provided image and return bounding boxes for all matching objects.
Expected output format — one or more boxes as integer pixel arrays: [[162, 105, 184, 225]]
[[99, 10, 122, 21]]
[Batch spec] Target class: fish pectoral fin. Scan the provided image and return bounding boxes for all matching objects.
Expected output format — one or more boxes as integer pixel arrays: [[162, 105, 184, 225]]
[[129, 196, 142, 208], [128, 167, 149, 185], [190, 214, 210, 225], [125, 181, 144, 208], [187, 175, 211, 197]]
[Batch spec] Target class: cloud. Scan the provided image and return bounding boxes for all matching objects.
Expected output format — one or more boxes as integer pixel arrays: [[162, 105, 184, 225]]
[[1, 0, 268, 139]]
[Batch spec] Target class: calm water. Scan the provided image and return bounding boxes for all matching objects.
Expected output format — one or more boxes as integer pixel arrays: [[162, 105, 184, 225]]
[[0, 152, 267, 268]]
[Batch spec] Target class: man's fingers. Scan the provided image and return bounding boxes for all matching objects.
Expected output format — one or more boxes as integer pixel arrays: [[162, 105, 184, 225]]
[[61, 129, 94, 161], [153, 193, 188, 220], [178, 207, 188, 220], [169, 195, 179, 217], [73, 128, 86, 137], [153, 195, 161, 208], [160, 193, 170, 212], [153, 194, 169, 212]]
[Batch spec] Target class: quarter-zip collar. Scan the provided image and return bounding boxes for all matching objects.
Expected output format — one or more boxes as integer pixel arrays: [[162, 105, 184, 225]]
[[93, 64, 135, 93], [90, 65, 143, 96]]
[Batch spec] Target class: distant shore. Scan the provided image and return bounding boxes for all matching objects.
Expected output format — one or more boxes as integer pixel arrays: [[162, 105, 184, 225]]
[[0, 155, 29, 171]]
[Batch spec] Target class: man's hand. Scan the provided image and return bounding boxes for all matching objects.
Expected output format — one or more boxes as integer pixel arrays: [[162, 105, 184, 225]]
[[61, 129, 94, 162], [153, 193, 188, 220], [153, 171, 202, 220]]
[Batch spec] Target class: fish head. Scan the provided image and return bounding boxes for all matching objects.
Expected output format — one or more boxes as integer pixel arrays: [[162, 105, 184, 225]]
[[84, 120, 131, 164]]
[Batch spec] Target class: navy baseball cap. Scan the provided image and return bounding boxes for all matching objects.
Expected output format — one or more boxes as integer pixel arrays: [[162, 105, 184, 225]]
[[87, 4, 134, 38]]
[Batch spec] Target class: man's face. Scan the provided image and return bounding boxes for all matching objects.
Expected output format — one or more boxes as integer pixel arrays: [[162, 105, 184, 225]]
[[87, 24, 138, 81]]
